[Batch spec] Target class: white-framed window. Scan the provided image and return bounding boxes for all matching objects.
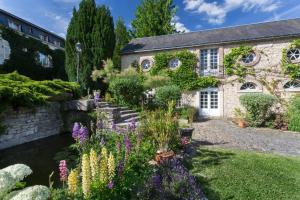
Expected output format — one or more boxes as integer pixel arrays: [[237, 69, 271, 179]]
[[40, 35, 49, 42], [200, 48, 219, 74], [54, 41, 61, 47], [37, 52, 52, 68], [284, 81, 300, 91], [241, 53, 256, 64], [169, 58, 181, 69], [141, 59, 152, 71], [0, 38, 11, 64], [240, 82, 259, 92], [287, 49, 300, 61], [8, 19, 21, 31]]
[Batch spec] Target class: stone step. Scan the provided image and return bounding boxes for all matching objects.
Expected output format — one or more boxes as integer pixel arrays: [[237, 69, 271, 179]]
[[116, 121, 140, 128], [119, 112, 139, 122], [123, 116, 140, 123], [120, 110, 136, 115]]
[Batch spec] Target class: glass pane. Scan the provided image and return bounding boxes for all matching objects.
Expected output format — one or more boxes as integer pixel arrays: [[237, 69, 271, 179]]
[[210, 49, 218, 69], [200, 92, 208, 109], [210, 91, 218, 109], [200, 50, 208, 70]]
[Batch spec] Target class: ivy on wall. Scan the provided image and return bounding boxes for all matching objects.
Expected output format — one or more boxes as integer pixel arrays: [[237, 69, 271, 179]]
[[281, 39, 300, 80], [151, 50, 219, 91], [0, 25, 67, 80], [223, 45, 255, 81]]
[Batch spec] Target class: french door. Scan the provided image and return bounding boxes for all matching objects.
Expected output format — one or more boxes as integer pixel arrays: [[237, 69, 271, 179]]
[[199, 88, 220, 117]]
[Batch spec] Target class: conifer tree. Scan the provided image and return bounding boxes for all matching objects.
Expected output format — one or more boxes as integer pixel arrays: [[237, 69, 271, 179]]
[[113, 17, 130, 70], [131, 0, 176, 38]]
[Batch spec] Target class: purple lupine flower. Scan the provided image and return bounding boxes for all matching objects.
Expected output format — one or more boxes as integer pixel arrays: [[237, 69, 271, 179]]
[[124, 135, 131, 153], [72, 122, 81, 140], [107, 181, 114, 189], [111, 121, 116, 131], [78, 127, 89, 143], [94, 91, 100, 103], [116, 141, 121, 154], [128, 118, 136, 131], [96, 120, 103, 130], [59, 160, 68, 182], [117, 160, 124, 176]]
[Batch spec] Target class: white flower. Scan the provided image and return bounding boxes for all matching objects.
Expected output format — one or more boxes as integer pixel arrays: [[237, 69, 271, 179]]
[[1, 164, 32, 181], [4, 185, 50, 200], [0, 170, 15, 198], [0, 164, 32, 198]]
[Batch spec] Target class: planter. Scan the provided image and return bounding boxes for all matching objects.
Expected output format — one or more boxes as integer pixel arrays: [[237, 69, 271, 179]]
[[179, 127, 194, 138], [155, 151, 175, 163], [237, 119, 247, 128]]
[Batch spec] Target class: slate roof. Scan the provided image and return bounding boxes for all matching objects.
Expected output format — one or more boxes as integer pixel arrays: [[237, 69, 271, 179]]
[[122, 18, 300, 54]]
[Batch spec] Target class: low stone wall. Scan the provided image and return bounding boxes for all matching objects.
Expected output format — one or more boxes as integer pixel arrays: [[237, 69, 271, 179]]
[[0, 100, 95, 150]]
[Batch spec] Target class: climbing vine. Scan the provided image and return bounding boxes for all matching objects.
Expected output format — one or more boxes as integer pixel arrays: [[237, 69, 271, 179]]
[[151, 50, 219, 91], [224, 45, 256, 81], [281, 39, 300, 80]]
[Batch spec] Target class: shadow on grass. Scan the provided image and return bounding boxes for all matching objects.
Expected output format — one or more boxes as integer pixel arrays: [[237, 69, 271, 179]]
[[184, 140, 235, 200]]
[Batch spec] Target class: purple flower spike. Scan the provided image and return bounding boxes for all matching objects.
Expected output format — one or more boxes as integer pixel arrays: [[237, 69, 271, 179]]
[[128, 118, 136, 131], [59, 160, 68, 182], [72, 122, 81, 140], [111, 121, 116, 131], [124, 135, 131, 153], [78, 127, 89, 143], [117, 160, 124, 176], [94, 91, 100, 103], [107, 181, 114, 189]]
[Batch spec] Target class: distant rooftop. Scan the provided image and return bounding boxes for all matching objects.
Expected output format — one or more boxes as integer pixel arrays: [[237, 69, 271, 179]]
[[0, 8, 65, 41], [122, 18, 300, 54]]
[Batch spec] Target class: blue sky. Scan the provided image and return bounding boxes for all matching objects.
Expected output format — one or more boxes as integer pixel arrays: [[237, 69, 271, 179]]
[[1, 0, 300, 38]]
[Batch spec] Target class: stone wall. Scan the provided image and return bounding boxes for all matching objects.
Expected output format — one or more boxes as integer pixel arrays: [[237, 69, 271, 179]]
[[0, 100, 95, 150], [0, 103, 63, 150]]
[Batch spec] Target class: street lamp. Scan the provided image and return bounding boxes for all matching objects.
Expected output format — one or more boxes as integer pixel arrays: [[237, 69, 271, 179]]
[[75, 42, 82, 83]]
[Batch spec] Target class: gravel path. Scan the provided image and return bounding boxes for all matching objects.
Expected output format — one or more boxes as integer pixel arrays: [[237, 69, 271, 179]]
[[192, 119, 300, 156]]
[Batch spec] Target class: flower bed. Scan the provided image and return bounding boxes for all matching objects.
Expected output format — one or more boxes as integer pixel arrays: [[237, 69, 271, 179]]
[[51, 102, 204, 200]]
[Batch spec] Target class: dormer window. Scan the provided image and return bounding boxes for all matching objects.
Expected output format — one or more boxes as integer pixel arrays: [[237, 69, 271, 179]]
[[287, 49, 300, 62], [40, 35, 49, 42], [8, 19, 21, 31]]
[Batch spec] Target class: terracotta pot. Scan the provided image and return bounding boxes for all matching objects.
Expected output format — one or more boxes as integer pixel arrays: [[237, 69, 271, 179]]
[[155, 151, 175, 163], [237, 119, 247, 128]]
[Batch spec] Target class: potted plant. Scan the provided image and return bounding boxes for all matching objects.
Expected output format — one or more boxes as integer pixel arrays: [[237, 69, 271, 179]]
[[233, 107, 247, 128], [179, 106, 196, 138]]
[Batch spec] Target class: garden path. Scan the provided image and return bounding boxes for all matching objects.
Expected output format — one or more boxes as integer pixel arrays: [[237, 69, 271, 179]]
[[192, 119, 300, 156]]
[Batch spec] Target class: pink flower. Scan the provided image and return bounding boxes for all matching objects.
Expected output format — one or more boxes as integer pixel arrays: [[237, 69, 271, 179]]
[[59, 160, 68, 182], [107, 181, 114, 189], [181, 137, 190, 146]]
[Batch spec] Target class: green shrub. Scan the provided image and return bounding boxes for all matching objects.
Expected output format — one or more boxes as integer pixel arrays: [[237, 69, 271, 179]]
[[239, 93, 276, 127], [154, 85, 181, 108], [109, 76, 144, 107], [0, 71, 79, 108], [288, 96, 300, 132]]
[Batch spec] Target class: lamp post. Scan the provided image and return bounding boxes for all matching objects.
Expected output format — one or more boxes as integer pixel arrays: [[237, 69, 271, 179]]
[[75, 42, 82, 83]]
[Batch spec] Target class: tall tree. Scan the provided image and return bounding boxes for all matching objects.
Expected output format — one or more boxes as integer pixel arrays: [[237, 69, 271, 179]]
[[131, 0, 176, 38], [65, 0, 115, 92], [113, 17, 130, 70], [92, 6, 115, 68]]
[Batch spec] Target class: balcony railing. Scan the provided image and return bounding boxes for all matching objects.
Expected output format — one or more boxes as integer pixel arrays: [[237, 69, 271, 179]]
[[200, 69, 224, 78]]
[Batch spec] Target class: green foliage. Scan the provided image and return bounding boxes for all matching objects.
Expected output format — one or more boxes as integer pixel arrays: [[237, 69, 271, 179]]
[[152, 50, 219, 91], [113, 17, 130, 70], [143, 74, 171, 90], [0, 71, 79, 108], [0, 25, 66, 80], [288, 96, 300, 132], [91, 59, 118, 83], [65, 1, 115, 92], [109, 75, 144, 107], [224, 45, 255, 80], [281, 39, 300, 80], [239, 93, 276, 127], [154, 85, 181, 108], [131, 0, 177, 38]]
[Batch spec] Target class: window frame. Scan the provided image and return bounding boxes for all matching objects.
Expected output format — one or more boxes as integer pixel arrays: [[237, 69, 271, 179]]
[[168, 58, 181, 70], [283, 81, 300, 92], [200, 48, 219, 75], [287, 48, 300, 63], [239, 82, 262, 93], [141, 59, 152, 72]]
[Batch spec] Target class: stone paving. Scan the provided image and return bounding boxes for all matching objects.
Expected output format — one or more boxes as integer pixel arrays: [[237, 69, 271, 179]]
[[192, 119, 300, 156]]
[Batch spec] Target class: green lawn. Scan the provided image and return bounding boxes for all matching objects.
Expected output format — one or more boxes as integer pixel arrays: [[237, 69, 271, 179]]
[[188, 148, 300, 200]]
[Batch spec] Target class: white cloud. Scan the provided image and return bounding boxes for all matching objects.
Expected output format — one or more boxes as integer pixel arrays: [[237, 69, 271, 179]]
[[271, 4, 300, 20], [183, 0, 281, 24], [172, 16, 190, 33]]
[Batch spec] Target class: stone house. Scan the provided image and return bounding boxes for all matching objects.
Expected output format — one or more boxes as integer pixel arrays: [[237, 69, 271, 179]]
[[121, 18, 300, 118]]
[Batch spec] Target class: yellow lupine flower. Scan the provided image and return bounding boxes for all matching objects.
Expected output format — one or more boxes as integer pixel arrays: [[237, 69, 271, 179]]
[[82, 154, 91, 199], [89, 148, 99, 182], [108, 152, 115, 181], [99, 147, 108, 184], [67, 170, 78, 194]]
